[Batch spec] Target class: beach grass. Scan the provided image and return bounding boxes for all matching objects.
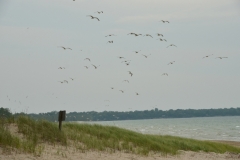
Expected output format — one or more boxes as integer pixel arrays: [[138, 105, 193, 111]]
[[1, 116, 240, 156]]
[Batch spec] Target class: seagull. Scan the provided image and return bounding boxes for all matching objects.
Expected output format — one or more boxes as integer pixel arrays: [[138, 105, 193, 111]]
[[168, 61, 175, 65], [123, 80, 129, 83], [64, 80, 68, 83], [127, 32, 136, 35], [84, 66, 88, 69], [136, 92, 139, 95], [134, 33, 142, 36], [133, 50, 141, 54], [105, 34, 116, 37], [107, 41, 113, 43], [167, 44, 177, 48], [216, 57, 228, 59], [95, 11, 103, 14], [157, 33, 164, 37], [119, 90, 124, 93], [92, 64, 100, 69], [84, 58, 91, 61], [160, 20, 169, 23], [128, 71, 133, 76], [58, 46, 72, 50], [128, 33, 142, 36], [87, 15, 100, 21], [157, 38, 167, 42], [58, 67, 65, 69], [121, 60, 131, 63], [144, 34, 153, 38], [118, 57, 125, 59], [111, 87, 114, 89], [125, 63, 130, 66], [142, 54, 151, 58], [59, 81, 64, 83], [162, 73, 168, 76], [203, 54, 213, 58], [70, 78, 75, 81]]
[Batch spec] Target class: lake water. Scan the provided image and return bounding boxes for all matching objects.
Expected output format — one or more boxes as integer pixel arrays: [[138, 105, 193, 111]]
[[79, 116, 240, 141]]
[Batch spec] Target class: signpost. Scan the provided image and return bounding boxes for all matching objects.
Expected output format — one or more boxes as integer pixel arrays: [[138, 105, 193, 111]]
[[58, 110, 66, 131]]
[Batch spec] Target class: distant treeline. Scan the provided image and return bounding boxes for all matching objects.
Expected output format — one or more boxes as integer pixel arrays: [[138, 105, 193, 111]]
[[1, 107, 240, 122], [1, 107, 238, 122]]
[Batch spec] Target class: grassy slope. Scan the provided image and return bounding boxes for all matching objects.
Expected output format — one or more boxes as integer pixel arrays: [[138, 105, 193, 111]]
[[1, 116, 240, 156]]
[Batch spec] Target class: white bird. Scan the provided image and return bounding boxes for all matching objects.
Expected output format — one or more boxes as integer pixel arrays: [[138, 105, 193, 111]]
[[128, 71, 133, 76], [105, 34, 116, 37], [156, 33, 164, 37], [144, 34, 153, 38], [58, 46, 72, 50], [167, 44, 177, 48], [92, 64, 100, 69], [168, 61, 175, 65], [203, 54, 213, 58], [160, 20, 169, 23], [84, 58, 91, 61], [142, 54, 151, 58], [87, 15, 100, 21], [216, 57, 228, 59], [95, 11, 103, 14]]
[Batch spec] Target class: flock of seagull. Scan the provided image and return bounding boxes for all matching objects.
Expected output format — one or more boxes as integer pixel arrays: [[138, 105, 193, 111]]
[[4, 9, 228, 113], [56, 10, 228, 101]]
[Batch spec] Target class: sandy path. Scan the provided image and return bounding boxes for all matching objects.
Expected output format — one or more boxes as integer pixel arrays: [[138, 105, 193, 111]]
[[1, 145, 240, 160]]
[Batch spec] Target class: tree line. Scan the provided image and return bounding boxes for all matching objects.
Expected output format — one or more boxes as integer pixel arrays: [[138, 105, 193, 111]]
[[1, 107, 240, 122]]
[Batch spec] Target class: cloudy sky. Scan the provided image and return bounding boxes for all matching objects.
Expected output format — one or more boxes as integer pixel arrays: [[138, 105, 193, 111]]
[[0, 0, 239, 114]]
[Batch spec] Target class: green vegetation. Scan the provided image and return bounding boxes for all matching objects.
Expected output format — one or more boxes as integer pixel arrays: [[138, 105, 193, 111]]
[[25, 107, 240, 122], [1, 116, 240, 156]]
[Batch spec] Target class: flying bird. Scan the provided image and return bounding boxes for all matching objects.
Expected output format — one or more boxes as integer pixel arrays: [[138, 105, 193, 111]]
[[92, 64, 100, 69], [84, 58, 91, 61], [144, 34, 153, 38], [123, 80, 129, 83], [87, 15, 100, 21], [70, 78, 75, 81], [167, 44, 177, 48], [133, 50, 141, 54], [162, 73, 168, 76], [84, 66, 88, 69], [95, 11, 103, 14], [107, 41, 113, 43], [118, 57, 125, 59], [156, 33, 164, 37], [160, 20, 169, 23], [136, 92, 139, 95], [111, 87, 114, 89], [58, 46, 72, 50], [128, 71, 133, 76], [105, 34, 116, 37], [119, 90, 124, 93], [168, 61, 175, 65], [142, 54, 151, 58], [203, 54, 213, 58], [216, 57, 228, 59], [157, 38, 167, 42]]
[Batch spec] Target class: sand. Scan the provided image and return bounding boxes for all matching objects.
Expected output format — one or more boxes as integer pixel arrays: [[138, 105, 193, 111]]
[[1, 143, 240, 160]]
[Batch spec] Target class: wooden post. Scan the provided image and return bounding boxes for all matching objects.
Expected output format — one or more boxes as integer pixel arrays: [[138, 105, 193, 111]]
[[58, 110, 66, 131]]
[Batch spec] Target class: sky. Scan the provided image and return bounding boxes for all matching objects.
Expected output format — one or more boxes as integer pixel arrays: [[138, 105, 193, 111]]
[[0, 0, 240, 114]]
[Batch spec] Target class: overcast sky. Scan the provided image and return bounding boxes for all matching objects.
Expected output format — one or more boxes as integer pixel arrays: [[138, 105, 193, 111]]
[[0, 0, 240, 114]]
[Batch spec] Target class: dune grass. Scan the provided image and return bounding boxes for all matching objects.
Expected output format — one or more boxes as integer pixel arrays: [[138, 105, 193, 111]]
[[1, 116, 240, 156]]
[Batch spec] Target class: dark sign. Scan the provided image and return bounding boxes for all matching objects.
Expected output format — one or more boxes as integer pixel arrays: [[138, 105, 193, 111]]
[[58, 110, 66, 121]]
